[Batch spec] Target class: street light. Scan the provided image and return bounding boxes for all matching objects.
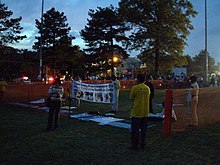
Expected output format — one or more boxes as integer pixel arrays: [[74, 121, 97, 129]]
[[38, 0, 44, 80], [113, 55, 119, 64], [111, 55, 120, 76], [205, 0, 208, 83]]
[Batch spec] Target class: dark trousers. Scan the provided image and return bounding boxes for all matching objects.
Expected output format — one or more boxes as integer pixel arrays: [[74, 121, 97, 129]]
[[47, 100, 61, 130], [131, 117, 148, 148], [149, 97, 153, 113], [0, 91, 5, 104]]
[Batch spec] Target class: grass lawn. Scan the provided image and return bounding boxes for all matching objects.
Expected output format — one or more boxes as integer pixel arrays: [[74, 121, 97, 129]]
[[0, 89, 220, 164]]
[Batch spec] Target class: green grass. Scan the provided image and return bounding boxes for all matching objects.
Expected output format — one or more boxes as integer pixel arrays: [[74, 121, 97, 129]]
[[0, 89, 220, 164]]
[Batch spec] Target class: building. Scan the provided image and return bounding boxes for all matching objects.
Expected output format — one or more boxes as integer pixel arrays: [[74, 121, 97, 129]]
[[116, 57, 141, 79]]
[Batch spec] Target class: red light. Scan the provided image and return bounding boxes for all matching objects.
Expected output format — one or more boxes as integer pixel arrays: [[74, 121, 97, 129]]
[[48, 76, 54, 81], [22, 76, 28, 80]]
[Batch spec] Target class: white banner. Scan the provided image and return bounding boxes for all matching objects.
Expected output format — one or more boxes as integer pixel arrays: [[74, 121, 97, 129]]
[[72, 81, 115, 104]]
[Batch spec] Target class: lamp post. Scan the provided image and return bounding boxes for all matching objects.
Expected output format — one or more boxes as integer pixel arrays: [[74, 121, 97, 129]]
[[205, 0, 208, 83], [38, 0, 44, 80]]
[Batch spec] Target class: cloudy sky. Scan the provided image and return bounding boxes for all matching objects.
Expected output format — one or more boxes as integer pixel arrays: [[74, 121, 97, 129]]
[[2, 0, 220, 62]]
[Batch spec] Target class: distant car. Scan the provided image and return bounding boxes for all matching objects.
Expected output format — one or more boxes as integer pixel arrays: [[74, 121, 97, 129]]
[[22, 76, 31, 84], [45, 76, 55, 84], [23, 79, 31, 84]]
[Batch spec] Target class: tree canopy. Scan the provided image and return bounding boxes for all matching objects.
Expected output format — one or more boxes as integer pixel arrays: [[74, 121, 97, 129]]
[[119, 0, 197, 76], [33, 7, 84, 77], [186, 50, 217, 77], [0, 3, 26, 45], [81, 5, 129, 76], [0, 46, 38, 81]]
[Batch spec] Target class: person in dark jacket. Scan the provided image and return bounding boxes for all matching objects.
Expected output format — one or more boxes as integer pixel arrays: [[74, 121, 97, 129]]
[[46, 77, 64, 131], [145, 75, 154, 113]]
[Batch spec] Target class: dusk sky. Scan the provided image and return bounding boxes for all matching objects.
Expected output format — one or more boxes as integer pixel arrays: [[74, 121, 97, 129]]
[[2, 0, 220, 62]]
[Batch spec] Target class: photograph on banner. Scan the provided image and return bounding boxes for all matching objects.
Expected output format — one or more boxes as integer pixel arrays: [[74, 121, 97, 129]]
[[72, 81, 115, 104]]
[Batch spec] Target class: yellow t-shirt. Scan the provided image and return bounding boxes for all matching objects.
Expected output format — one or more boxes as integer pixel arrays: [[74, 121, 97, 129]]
[[130, 83, 151, 118], [0, 81, 7, 91]]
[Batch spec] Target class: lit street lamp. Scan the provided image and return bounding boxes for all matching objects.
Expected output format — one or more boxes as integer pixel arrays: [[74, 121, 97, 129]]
[[111, 55, 120, 76], [113, 55, 119, 64]]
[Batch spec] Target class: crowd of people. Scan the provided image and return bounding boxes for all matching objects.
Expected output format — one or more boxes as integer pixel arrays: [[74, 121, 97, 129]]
[[44, 73, 201, 151], [0, 70, 211, 151]]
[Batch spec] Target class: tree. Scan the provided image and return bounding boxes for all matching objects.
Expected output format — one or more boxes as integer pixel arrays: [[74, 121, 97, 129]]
[[0, 3, 26, 45], [33, 7, 82, 76], [185, 55, 194, 75], [119, 0, 197, 76], [0, 47, 38, 81], [0, 3, 27, 80], [80, 5, 129, 76], [58, 46, 86, 78], [189, 50, 217, 77], [138, 51, 188, 76], [18, 49, 39, 80]]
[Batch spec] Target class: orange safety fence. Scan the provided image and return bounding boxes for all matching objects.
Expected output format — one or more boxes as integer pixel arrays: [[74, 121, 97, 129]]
[[2, 80, 169, 104], [164, 87, 220, 135], [1, 80, 135, 104], [3, 83, 72, 104]]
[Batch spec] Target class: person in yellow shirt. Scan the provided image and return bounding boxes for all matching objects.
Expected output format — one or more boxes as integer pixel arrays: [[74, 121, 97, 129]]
[[129, 74, 151, 150]]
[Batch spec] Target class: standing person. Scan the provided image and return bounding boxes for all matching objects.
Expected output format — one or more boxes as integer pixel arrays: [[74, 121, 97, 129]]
[[0, 80, 7, 104], [209, 75, 215, 87], [145, 75, 154, 113], [46, 78, 64, 131], [189, 75, 199, 128], [129, 74, 151, 150], [111, 75, 120, 113]]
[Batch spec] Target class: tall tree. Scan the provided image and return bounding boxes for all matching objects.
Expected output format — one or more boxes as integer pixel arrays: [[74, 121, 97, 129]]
[[33, 7, 82, 75], [80, 5, 129, 76], [119, 0, 197, 76], [0, 47, 38, 81], [138, 51, 188, 76], [190, 50, 217, 77], [0, 3, 26, 80], [185, 55, 194, 75], [0, 3, 26, 45]]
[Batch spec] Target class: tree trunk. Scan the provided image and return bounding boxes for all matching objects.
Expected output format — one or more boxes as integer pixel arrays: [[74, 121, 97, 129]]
[[154, 51, 159, 78]]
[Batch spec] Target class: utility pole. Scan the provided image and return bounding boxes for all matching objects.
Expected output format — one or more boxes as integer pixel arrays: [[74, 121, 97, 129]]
[[38, 0, 44, 80], [205, 0, 208, 83]]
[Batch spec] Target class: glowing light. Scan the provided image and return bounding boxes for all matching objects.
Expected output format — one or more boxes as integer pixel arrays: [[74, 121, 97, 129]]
[[113, 56, 119, 63], [22, 76, 28, 80], [48, 76, 54, 81]]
